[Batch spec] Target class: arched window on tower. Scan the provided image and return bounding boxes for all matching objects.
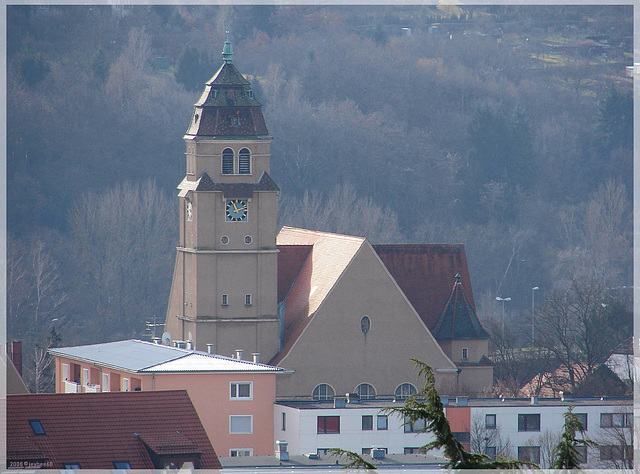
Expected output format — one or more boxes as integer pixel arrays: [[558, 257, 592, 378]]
[[222, 148, 234, 175], [239, 148, 251, 174]]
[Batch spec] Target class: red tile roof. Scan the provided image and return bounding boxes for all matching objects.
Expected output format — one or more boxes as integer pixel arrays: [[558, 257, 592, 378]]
[[7, 390, 221, 470], [373, 244, 475, 330]]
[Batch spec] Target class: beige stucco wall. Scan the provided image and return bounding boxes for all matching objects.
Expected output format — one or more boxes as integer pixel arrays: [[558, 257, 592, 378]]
[[275, 242, 458, 398]]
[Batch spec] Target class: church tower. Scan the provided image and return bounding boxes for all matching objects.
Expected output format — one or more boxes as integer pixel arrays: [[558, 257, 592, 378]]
[[164, 34, 280, 360]]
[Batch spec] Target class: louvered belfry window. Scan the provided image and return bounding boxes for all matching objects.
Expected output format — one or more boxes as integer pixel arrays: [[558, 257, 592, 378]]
[[222, 148, 234, 174], [239, 148, 250, 174]]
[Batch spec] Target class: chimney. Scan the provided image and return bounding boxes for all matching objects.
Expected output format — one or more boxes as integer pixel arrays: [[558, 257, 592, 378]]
[[252, 352, 260, 363], [346, 392, 360, 404], [11, 341, 22, 376], [275, 440, 289, 461], [530, 396, 538, 405], [207, 343, 214, 354], [235, 349, 243, 360], [186, 340, 193, 350], [334, 396, 347, 408]]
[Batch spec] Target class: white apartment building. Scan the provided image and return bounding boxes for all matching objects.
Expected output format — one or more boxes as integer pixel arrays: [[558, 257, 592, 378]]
[[274, 395, 633, 469]]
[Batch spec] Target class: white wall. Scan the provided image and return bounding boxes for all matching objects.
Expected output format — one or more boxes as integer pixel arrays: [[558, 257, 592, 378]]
[[274, 403, 437, 456]]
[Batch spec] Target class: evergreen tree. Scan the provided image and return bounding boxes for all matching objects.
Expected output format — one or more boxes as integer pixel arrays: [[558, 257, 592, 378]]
[[551, 406, 596, 469], [385, 360, 537, 469]]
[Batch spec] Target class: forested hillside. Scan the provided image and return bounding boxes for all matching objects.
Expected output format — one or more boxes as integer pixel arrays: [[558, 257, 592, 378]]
[[7, 5, 632, 392]]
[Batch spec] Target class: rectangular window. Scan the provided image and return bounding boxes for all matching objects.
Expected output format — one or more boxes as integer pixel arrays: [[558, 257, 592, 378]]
[[113, 461, 131, 469], [230, 449, 252, 457], [453, 432, 470, 443], [230, 415, 253, 434], [230, 382, 252, 400], [82, 368, 89, 386], [122, 378, 130, 392], [575, 413, 587, 431], [29, 419, 46, 435], [575, 445, 587, 464], [462, 347, 468, 360], [484, 446, 497, 460], [245, 294, 252, 306], [485, 414, 497, 429], [362, 448, 371, 455], [600, 445, 633, 461], [221, 294, 228, 306], [377, 414, 388, 430], [317, 416, 340, 434], [404, 417, 426, 433], [362, 415, 373, 431], [600, 412, 632, 428], [518, 446, 540, 465], [518, 413, 540, 432], [281, 412, 286, 431], [404, 447, 421, 454], [102, 373, 110, 392], [187, 155, 195, 175], [62, 363, 69, 381]]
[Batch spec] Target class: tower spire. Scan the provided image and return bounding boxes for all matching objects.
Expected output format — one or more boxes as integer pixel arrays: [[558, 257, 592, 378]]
[[222, 31, 234, 63]]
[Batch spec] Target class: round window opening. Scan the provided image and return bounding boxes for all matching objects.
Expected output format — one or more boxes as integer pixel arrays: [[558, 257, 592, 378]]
[[245, 235, 253, 244], [220, 235, 229, 245], [361, 315, 371, 334]]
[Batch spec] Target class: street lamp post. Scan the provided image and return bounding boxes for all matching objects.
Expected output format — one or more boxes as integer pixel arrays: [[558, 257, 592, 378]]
[[495, 296, 511, 333], [531, 286, 539, 344]]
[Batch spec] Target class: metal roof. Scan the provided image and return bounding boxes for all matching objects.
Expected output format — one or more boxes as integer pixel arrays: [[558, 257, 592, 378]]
[[50, 339, 283, 373], [49, 340, 189, 371], [143, 352, 283, 373]]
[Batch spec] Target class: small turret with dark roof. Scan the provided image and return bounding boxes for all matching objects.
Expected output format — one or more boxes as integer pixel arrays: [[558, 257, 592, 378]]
[[186, 32, 269, 138], [432, 273, 489, 340]]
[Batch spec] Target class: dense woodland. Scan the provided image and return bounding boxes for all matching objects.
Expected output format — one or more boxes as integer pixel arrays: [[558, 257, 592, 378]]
[[7, 5, 633, 393]]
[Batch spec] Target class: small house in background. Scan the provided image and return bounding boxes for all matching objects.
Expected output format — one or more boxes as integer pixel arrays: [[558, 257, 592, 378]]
[[49, 339, 283, 457], [7, 390, 221, 470]]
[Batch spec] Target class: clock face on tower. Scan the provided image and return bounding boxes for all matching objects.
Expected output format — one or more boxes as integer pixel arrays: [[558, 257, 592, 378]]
[[225, 199, 248, 222]]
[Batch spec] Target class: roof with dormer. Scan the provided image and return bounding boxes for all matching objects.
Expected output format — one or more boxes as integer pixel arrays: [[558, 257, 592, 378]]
[[431, 274, 489, 340], [7, 390, 221, 469]]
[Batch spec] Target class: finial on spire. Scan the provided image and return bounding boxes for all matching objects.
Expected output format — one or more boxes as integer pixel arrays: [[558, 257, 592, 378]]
[[222, 31, 234, 63], [455, 273, 462, 284]]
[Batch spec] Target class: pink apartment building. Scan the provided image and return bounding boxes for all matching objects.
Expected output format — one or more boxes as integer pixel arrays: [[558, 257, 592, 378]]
[[49, 339, 283, 457]]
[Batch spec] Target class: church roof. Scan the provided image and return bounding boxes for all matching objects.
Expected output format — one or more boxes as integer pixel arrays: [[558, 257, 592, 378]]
[[431, 274, 489, 340], [272, 228, 484, 365], [372, 244, 475, 330], [271, 228, 366, 365], [7, 390, 221, 469], [186, 35, 269, 138]]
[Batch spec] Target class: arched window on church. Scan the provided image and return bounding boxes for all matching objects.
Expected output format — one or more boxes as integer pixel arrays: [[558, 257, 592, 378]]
[[239, 148, 251, 174], [222, 148, 234, 175], [312, 383, 335, 401], [355, 383, 376, 400], [394, 382, 417, 400]]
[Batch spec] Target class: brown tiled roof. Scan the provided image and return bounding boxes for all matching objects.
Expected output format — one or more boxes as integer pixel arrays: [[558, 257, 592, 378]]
[[271, 228, 365, 365], [7, 390, 221, 470], [373, 244, 474, 330]]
